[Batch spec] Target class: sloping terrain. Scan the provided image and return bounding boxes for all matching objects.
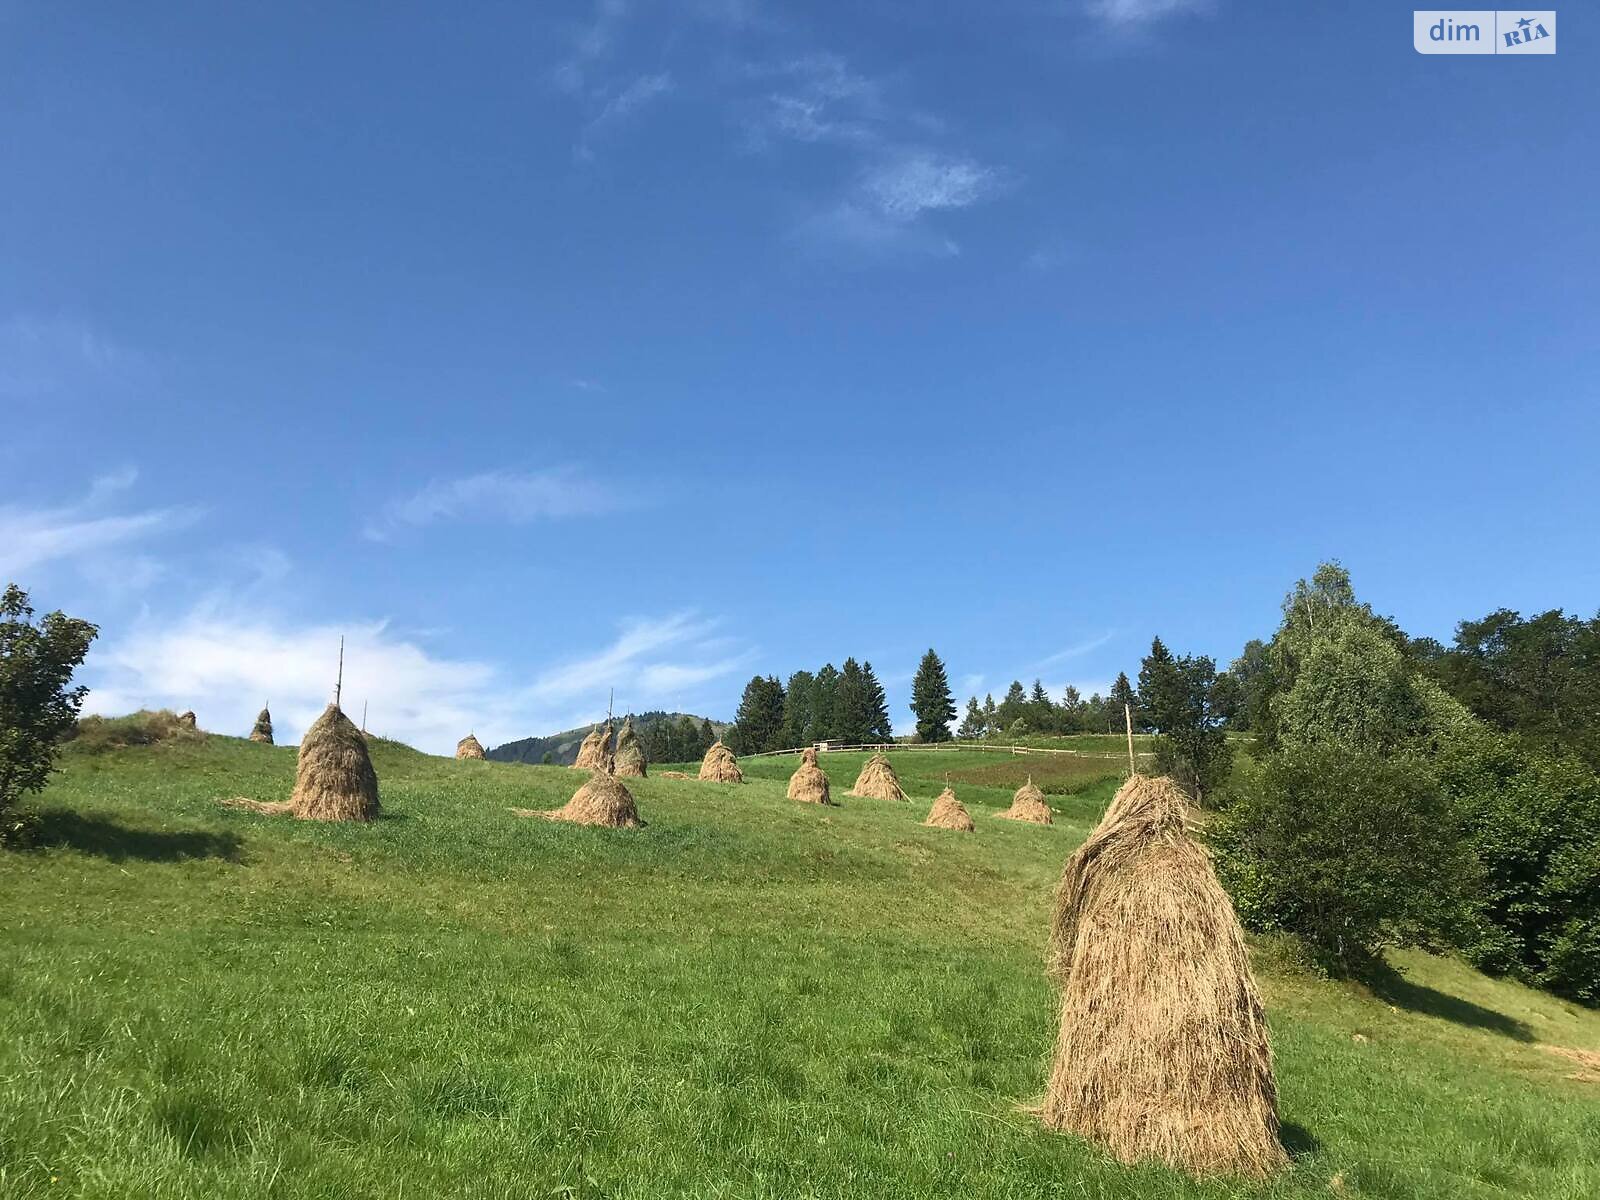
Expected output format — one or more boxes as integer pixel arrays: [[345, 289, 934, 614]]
[[2, 738, 1597, 1198]]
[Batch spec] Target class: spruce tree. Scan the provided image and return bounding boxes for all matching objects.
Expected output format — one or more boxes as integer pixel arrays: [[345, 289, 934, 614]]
[[781, 670, 815, 747], [730, 675, 785, 754], [1109, 671, 1140, 731], [812, 663, 840, 741], [862, 661, 894, 742], [957, 696, 986, 739], [834, 659, 871, 743], [910, 648, 956, 742]]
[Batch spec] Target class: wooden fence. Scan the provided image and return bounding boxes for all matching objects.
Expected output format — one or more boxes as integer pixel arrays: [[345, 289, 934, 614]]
[[743, 741, 1155, 762]]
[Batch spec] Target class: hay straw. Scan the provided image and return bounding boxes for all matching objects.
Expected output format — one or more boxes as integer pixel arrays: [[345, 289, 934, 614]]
[[248, 706, 274, 745], [179, 710, 198, 730], [1038, 774, 1287, 1180], [574, 722, 614, 771], [613, 716, 648, 778], [995, 776, 1053, 825], [923, 786, 974, 831], [290, 704, 381, 821], [697, 740, 744, 783], [848, 752, 907, 801], [513, 769, 642, 828], [786, 746, 833, 804], [659, 770, 690, 780], [455, 733, 486, 761]]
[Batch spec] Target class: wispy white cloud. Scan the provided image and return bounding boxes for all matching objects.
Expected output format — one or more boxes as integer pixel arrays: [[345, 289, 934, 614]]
[[1085, 0, 1212, 26], [576, 71, 674, 161], [861, 152, 1000, 220], [84, 606, 750, 755], [1028, 631, 1118, 673], [552, 0, 631, 93], [0, 316, 144, 400], [0, 469, 201, 581], [366, 466, 624, 540]]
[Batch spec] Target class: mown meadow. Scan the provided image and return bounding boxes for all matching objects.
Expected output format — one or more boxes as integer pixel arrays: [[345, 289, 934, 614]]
[[3, 735, 1599, 1198]]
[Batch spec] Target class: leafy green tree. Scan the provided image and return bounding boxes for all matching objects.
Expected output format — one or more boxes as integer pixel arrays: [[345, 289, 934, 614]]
[[1214, 746, 1479, 975], [729, 675, 785, 754], [1273, 619, 1427, 755], [1, 584, 98, 838], [910, 649, 956, 742], [540, 750, 554, 765], [957, 696, 986, 739], [1224, 639, 1273, 732]]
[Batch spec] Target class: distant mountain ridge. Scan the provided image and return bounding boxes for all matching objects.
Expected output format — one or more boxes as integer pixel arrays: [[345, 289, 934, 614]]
[[488, 711, 729, 766]]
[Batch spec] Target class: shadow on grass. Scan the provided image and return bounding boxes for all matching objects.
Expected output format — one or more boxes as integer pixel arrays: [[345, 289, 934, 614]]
[[28, 809, 244, 864], [1367, 962, 1533, 1043]]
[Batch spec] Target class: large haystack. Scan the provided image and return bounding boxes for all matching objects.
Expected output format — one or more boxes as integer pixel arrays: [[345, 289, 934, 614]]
[[513, 769, 642, 828], [290, 703, 381, 821], [848, 752, 907, 802], [179, 710, 198, 730], [573, 722, 614, 771], [455, 733, 486, 761], [1038, 774, 1286, 1179], [996, 776, 1053, 825], [613, 716, 647, 778], [698, 740, 744, 783], [924, 786, 975, 832], [786, 746, 832, 805], [248, 706, 274, 745]]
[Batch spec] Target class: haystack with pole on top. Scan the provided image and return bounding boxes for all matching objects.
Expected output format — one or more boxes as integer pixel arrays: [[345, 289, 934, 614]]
[[223, 637, 381, 822], [249, 704, 274, 745], [923, 780, 974, 831], [848, 752, 907, 802], [785, 746, 833, 805], [573, 722, 613, 771], [995, 776, 1053, 825], [613, 716, 647, 778], [1036, 773, 1287, 1180], [698, 740, 744, 783], [455, 733, 486, 761]]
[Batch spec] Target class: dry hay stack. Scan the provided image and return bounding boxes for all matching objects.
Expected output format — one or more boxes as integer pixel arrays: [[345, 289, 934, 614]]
[[289, 703, 381, 821], [848, 752, 907, 802], [178, 710, 198, 730], [786, 746, 833, 805], [513, 770, 642, 828], [996, 777, 1053, 825], [613, 717, 647, 778], [924, 786, 975, 832], [659, 770, 690, 780], [248, 706, 274, 745], [573, 722, 614, 771], [698, 740, 744, 783], [455, 733, 486, 761], [1038, 774, 1286, 1180]]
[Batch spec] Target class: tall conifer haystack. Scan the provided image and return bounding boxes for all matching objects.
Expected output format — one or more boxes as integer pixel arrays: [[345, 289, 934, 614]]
[[613, 716, 647, 777], [249, 705, 274, 744], [785, 746, 832, 804], [996, 776, 1053, 824], [698, 740, 744, 783], [1039, 774, 1286, 1179], [574, 722, 613, 771], [455, 733, 486, 760], [289, 703, 381, 821]]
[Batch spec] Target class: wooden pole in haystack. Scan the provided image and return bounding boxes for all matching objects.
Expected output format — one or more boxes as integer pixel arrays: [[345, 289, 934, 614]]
[[1124, 703, 1136, 776], [335, 635, 345, 710]]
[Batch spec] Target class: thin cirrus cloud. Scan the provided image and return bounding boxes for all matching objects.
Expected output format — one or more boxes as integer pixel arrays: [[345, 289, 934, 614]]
[[366, 466, 626, 540], [0, 468, 200, 580], [576, 71, 674, 161], [83, 607, 752, 754], [1086, 0, 1213, 26]]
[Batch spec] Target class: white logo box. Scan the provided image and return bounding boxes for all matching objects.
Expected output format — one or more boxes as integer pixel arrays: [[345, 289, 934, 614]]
[[1414, 10, 1556, 54]]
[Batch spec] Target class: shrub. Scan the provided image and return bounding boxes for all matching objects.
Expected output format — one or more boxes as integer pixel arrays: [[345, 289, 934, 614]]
[[1, 584, 98, 841], [1213, 745, 1480, 976]]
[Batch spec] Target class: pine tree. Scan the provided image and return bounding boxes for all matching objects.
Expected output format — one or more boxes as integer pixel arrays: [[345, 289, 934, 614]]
[[781, 670, 815, 747], [730, 675, 785, 754], [1138, 638, 1179, 733], [982, 693, 998, 733], [696, 718, 717, 756], [833, 659, 871, 743], [812, 663, 840, 741], [862, 661, 894, 742], [910, 648, 956, 742], [957, 696, 986, 739], [997, 680, 1028, 728], [1109, 671, 1139, 731]]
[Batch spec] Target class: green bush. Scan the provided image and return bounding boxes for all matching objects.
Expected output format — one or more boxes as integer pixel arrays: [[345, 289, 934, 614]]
[[1213, 745, 1480, 976]]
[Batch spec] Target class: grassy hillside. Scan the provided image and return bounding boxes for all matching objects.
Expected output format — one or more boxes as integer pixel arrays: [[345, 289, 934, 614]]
[[2, 738, 1598, 1198]]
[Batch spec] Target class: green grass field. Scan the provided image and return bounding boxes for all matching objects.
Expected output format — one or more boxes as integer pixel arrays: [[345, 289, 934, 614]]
[[3, 736, 1599, 1198]]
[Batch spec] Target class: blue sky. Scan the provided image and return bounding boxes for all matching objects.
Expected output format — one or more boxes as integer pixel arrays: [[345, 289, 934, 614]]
[[2, 1, 1595, 752]]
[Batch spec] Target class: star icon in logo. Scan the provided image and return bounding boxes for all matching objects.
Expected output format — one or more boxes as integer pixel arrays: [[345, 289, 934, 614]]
[[1517, 16, 1534, 29]]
